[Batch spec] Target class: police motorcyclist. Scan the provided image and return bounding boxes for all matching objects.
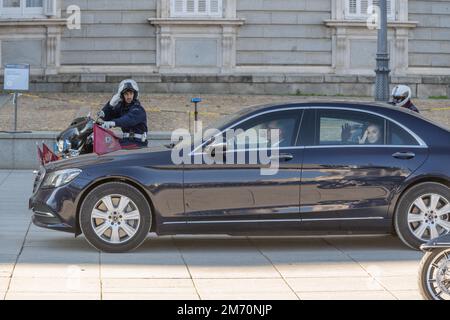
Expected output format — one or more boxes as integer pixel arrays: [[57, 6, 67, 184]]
[[98, 79, 148, 147], [390, 85, 419, 113]]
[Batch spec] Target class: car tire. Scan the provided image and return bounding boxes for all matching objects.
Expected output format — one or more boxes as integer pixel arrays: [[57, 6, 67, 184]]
[[418, 248, 450, 300], [395, 182, 450, 250], [79, 182, 152, 253]]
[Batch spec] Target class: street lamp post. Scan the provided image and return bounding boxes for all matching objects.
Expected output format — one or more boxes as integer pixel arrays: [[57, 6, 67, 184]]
[[374, 0, 390, 101]]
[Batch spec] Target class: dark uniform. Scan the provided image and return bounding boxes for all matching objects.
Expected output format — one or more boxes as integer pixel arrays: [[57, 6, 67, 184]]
[[389, 100, 419, 113], [403, 101, 419, 113], [101, 100, 148, 147]]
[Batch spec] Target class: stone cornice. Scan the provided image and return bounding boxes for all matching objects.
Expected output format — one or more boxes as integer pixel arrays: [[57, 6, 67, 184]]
[[324, 20, 418, 29], [0, 18, 67, 27], [148, 18, 245, 26]]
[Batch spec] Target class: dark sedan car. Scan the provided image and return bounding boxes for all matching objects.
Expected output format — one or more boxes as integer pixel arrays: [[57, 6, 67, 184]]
[[29, 101, 450, 252]]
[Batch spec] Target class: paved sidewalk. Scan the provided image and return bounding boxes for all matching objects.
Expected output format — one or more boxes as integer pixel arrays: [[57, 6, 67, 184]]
[[0, 170, 423, 300]]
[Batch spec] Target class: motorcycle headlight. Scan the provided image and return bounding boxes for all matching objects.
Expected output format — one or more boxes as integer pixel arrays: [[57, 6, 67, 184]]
[[57, 140, 64, 153], [42, 169, 82, 188], [57, 139, 71, 153]]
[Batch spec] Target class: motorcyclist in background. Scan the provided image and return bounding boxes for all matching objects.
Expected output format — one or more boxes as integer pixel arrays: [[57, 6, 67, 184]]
[[390, 85, 419, 113], [98, 79, 148, 148]]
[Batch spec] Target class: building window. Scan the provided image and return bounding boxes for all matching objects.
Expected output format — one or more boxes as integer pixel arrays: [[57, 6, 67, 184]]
[[0, 0, 44, 17], [345, 0, 396, 20], [170, 0, 222, 17]]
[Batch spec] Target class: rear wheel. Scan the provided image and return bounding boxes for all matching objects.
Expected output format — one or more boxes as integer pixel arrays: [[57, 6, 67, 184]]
[[80, 182, 152, 253], [395, 182, 450, 250], [418, 248, 450, 300]]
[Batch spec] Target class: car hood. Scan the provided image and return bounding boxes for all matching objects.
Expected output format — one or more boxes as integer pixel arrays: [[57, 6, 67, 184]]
[[45, 146, 170, 171]]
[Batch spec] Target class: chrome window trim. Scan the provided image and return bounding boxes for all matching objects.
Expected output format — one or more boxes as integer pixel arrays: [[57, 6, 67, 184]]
[[303, 144, 427, 149], [163, 216, 384, 225], [191, 144, 427, 158], [190, 105, 427, 155], [301, 217, 384, 222]]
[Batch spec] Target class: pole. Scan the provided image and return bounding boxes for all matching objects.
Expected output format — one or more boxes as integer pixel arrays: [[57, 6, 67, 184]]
[[191, 98, 202, 134], [13, 92, 18, 131], [194, 101, 198, 134], [374, 0, 390, 102]]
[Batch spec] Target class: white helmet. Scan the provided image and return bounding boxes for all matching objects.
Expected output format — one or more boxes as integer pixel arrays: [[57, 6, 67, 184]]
[[391, 85, 412, 108], [117, 79, 139, 100]]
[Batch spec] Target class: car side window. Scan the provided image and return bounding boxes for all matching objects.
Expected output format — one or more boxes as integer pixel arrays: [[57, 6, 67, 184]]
[[387, 121, 419, 146], [316, 110, 385, 146], [227, 110, 302, 149]]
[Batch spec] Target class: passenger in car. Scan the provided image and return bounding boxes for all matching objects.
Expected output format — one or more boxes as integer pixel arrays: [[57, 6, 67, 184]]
[[341, 123, 383, 145], [358, 124, 383, 144]]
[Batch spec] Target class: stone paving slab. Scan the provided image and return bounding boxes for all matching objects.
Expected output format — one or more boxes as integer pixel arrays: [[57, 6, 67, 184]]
[[391, 290, 423, 300], [5, 292, 101, 300], [8, 277, 100, 293], [101, 278, 197, 294], [275, 261, 370, 279], [182, 254, 281, 279], [102, 292, 200, 300], [286, 277, 385, 292], [375, 276, 420, 291], [13, 263, 99, 279], [355, 260, 421, 277], [0, 255, 17, 277], [100, 253, 191, 279], [297, 290, 396, 300], [193, 278, 298, 300], [0, 277, 9, 292], [200, 292, 299, 300]]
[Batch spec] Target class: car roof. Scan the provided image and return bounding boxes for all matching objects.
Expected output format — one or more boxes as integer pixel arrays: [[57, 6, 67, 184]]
[[237, 100, 414, 117], [243, 100, 450, 138], [251, 100, 392, 111]]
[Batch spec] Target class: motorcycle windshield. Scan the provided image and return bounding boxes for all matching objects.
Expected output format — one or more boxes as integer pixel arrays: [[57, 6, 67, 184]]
[[75, 106, 91, 119]]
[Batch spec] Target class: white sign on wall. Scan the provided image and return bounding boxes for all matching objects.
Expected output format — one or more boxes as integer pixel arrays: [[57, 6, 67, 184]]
[[4, 64, 30, 91]]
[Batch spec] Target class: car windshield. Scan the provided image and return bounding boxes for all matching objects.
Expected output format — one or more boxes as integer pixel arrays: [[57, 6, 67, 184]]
[[74, 106, 91, 119]]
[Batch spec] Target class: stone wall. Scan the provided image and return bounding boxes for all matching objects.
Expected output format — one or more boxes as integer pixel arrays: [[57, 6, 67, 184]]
[[1, 73, 447, 98], [60, 0, 157, 65], [409, 0, 450, 68], [236, 0, 332, 66]]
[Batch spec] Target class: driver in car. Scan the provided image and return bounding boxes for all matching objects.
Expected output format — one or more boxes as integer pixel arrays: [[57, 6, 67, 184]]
[[98, 79, 148, 148], [263, 119, 293, 148]]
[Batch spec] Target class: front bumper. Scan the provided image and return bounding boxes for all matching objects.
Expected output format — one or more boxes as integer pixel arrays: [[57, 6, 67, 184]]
[[29, 175, 89, 234]]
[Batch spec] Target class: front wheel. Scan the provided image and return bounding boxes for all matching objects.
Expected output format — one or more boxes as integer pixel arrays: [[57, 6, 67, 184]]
[[395, 182, 450, 250], [419, 248, 450, 300], [80, 182, 152, 253]]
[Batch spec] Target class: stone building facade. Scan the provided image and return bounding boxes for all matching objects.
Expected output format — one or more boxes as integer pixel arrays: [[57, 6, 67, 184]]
[[0, 0, 449, 97]]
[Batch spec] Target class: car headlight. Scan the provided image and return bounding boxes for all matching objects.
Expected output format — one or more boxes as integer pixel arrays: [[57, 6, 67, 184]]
[[42, 169, 82, 188]]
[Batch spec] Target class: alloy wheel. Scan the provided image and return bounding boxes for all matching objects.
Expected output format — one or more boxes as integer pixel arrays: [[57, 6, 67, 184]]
[[407, 193, 450, 241], [90, 194, 141, 244]]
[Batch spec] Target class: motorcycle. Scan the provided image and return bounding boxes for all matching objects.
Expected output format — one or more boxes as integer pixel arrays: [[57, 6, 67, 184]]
[[55, 113, 97, 158], [418, 233, 450, 300]]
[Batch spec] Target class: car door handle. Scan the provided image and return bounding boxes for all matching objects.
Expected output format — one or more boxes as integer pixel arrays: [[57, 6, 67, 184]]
[[392, 152, 415, 160], [270, 153, 294, 162]]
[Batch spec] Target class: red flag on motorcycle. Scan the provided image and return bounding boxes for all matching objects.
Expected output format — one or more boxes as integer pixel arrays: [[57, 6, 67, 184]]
[[42, 143, 59, 164], [36, 144, 44, 166], [93, 124, 121, 155]]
